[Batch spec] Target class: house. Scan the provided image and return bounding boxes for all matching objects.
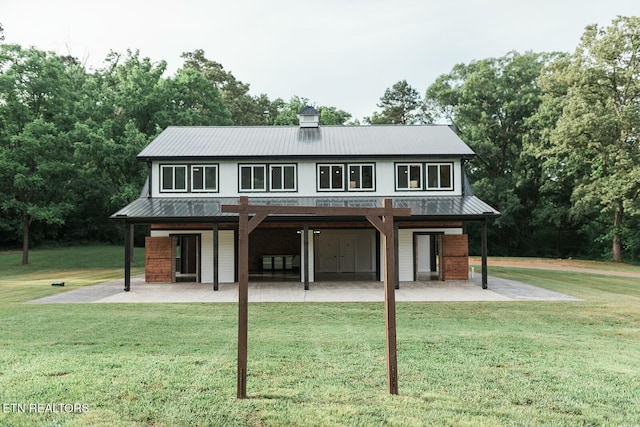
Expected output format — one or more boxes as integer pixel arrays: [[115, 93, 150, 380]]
[[111, 107, 500, 291]]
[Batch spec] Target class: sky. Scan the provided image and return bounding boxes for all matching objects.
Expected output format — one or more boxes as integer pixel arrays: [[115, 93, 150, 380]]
[[2, 0, 639, 121]]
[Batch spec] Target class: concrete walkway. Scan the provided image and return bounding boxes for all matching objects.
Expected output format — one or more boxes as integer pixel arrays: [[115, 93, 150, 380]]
[[28, 275, 581, 304]]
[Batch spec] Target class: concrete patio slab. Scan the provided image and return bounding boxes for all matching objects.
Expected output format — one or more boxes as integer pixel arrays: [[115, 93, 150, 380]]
[[27, 275, 581, 304]]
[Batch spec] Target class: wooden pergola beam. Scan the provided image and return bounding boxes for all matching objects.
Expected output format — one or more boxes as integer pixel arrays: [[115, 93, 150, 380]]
[[225, 197, 408, 399]]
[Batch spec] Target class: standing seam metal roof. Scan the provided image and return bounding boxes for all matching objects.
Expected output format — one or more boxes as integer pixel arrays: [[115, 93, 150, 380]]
[[137, 125, 476, 159], [111, 196, 500, 222]]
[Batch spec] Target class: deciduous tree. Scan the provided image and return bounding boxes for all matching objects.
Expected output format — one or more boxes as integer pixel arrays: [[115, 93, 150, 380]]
[[536, 16, 640, 261]]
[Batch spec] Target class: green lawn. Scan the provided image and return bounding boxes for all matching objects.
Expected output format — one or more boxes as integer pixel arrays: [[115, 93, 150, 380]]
[[1, 247, 639, 426]]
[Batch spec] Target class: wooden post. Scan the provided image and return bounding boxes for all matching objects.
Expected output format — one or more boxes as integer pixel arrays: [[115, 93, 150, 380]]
[[394, 220, 399, 290], [237, 197, 249, 398], [124, 223, 132, 292], [481, 219, 488, 289], [303, 222, 309, 290], [213, 223, 219, 291], [383, 199, 399, 395]]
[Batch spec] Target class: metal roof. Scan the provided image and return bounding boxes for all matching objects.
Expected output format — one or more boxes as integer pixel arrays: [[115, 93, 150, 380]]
[[111, 196, 499, 223], [137, 125, 476, 160]]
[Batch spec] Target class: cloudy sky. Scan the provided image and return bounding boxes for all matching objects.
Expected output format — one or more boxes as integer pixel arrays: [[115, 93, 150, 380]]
[[2, 0, 638, 121]]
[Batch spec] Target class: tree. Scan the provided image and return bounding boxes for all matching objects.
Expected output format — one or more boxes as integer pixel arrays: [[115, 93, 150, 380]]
[[366, 80, 430, 124], [0, 45, 78, 263], [273, 96, 352, 125], [425, 51, 559, 255], [536, 16, 640, 261]]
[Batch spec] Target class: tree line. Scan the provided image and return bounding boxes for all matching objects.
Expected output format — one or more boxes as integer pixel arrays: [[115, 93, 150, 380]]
[[1, 16, 639, 263]]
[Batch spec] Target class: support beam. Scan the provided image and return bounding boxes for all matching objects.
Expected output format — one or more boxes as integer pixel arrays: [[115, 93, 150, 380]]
[[237, 209, 249, 399], [303, 222, 309, 291], [382, 199, 399, 395], [124, 223, 132, 292], [481, 219, 488, 289], [224, 196, 408, 398], [213, 223, 219, 291], [394, 220, 399, 290]]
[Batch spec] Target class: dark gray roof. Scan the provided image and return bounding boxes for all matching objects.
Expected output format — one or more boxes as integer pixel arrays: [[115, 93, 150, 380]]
[[111, 196, 499, 223], [298, 106, 319, 115], [137, 125, 475, 160]]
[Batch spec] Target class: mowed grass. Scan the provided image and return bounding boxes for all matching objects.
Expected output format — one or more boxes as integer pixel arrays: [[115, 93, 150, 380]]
[[0, 248, 639, 426]]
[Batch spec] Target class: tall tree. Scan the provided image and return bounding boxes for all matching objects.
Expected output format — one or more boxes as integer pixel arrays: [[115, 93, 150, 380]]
[[425, 51, 559, 255], [536, 16, 640, 262], [0, 45, 78, 263], [366, 80, 430, 124]]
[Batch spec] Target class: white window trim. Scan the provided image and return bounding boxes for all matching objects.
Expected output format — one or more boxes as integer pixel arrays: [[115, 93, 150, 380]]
[[317, 164, 345, 191], [347, 163, 375, 191], [191, 164, 218, 193], [269, 164, 297, 192], [426, 163, 454, 190], [396, 163, 423, 191], [239, 164, 267, 192], [160, 165, 188, 193]]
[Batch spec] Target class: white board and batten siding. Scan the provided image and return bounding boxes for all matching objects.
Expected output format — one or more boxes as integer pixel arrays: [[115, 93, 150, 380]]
[[380, 228, 463, 282], [150, 229, 235, 283]]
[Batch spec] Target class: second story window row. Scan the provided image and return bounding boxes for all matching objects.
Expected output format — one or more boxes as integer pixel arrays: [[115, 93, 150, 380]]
[[395, 162, 453, 191], [317, 163, 375, 192], [239, 164, 297, 192], [161, 164, 218, 193]]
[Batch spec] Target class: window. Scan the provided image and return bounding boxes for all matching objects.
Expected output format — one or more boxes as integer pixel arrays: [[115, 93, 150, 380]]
[[191, 165, 218, 192], [317, 164, 344, 191], [161, 165, 187, 192], [270, 164, 296, 191], [396, 163, 422, 190], [426, 163, 453, 190], [239, 165, 266, 191], [348, 164, 374, 191]]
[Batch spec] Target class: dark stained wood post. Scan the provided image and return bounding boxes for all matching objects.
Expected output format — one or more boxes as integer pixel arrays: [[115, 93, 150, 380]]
[[237, 197, 249, 398], [303, 222, 309, 290], [213, 223, 219, 291], [223, 198, 410, 398], [124, 222, 132, 292], [481, 218, 488, 289], [394, 220, 399, 290], [382, 199, 399, 395]]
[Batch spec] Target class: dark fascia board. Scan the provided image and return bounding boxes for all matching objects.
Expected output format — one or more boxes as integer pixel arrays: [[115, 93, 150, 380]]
[[137, 153, 477, 163], [110, 212, 500, 225]]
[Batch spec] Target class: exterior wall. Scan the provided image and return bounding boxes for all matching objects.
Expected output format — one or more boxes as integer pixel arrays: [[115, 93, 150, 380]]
[[149, 229, 235, 283], [150, 158, 463, 198], [145, 236, 172, 282], [392, 227, 463, 282], [442, 234, 469, 280]]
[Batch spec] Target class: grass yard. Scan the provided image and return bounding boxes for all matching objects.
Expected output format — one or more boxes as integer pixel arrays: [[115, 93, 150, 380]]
[[1, 247, 639, 426]]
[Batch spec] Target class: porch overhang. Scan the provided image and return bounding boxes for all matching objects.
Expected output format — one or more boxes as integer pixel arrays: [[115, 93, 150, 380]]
[[110, 195, 500, 224]]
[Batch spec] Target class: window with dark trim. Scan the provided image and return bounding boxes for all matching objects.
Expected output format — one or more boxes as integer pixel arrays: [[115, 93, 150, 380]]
[[426, 163, 453, 190], [239, 165, 266, 191], [270, 164, 296, 191], [161, 165, 188, 192], [396, 163, 422, 190], [191, 165, 218, 192], [317, 164, 344, 191], [348, 163, 375, 191]]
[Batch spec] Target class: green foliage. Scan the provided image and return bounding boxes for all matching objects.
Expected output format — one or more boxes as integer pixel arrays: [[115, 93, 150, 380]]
[[535, 16, 640, 261], [426, 51, 563, 256], [366, 80, 431, 124]]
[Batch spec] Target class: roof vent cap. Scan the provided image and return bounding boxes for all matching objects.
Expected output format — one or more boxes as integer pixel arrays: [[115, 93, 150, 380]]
[[297, 105, 320, 128]]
